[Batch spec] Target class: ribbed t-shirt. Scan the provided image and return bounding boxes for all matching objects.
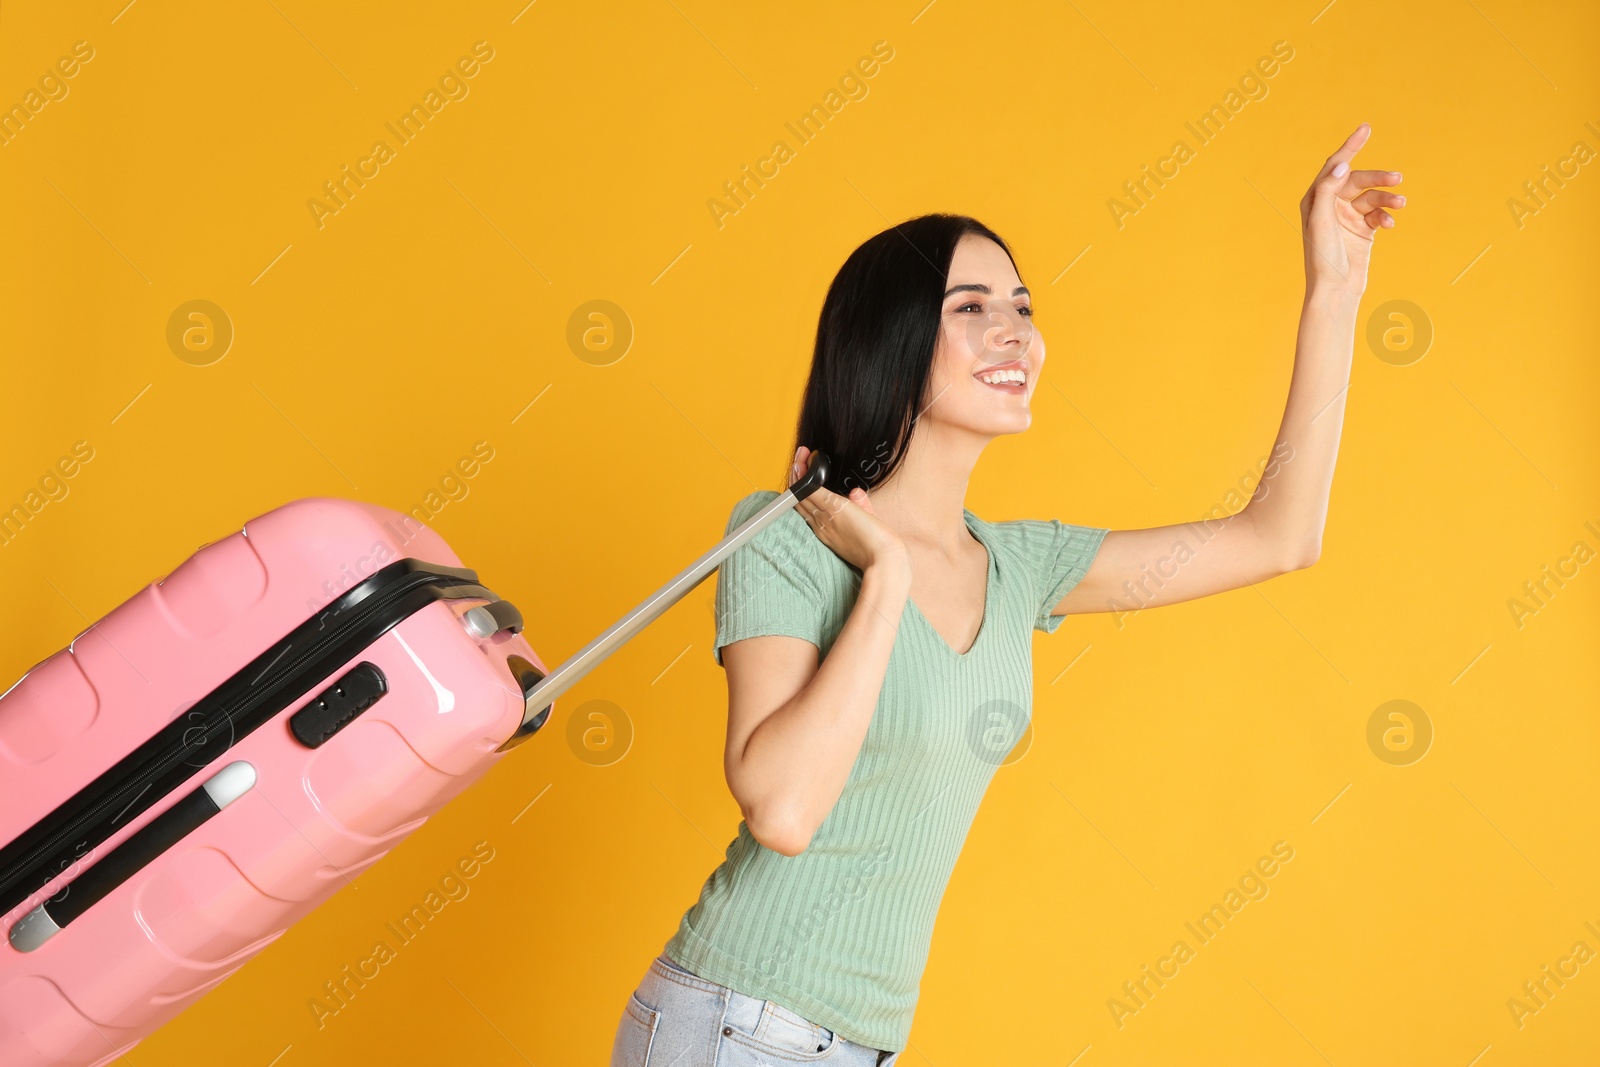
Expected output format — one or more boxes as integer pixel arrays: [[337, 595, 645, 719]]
[[662, 489, 1109, 1051]]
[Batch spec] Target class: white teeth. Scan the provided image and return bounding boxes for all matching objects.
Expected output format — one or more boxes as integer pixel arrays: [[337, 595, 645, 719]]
[[977, 368, 1026, 385]]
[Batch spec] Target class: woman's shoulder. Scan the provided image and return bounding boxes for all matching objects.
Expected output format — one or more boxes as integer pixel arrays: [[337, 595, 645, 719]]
[[963, 509, 1023, 567], [966, 508, 1107, 569], [963, 507, 1022, 552], [719, 489, 851, 612], [727, 488, 783, 528], [968, 508, 1106, 544], [725, 489, 822, 554]]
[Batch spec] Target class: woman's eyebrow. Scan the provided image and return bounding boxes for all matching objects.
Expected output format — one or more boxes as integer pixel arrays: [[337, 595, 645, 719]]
[[943, 283, 1031, 298]]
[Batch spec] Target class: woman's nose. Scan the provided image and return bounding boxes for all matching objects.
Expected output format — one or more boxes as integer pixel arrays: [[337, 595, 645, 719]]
[[966, 305, 1033, 353]]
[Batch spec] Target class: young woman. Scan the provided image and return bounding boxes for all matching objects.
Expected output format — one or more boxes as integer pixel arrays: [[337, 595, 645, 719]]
[[610, 123, 1403, 1066]]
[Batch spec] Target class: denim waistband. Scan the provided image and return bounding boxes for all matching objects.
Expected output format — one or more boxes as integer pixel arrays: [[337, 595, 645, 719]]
[[649, 953, 897, 1062], [655, 953, 801, 1035]]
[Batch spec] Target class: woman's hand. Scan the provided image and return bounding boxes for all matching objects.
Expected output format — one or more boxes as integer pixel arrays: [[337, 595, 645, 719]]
[[1299, 122, 1406, 294], [790, 445, 909, 575]]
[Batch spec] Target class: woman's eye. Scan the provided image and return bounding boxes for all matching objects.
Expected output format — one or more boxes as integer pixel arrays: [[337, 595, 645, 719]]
[[951, 302, 1033, 317]]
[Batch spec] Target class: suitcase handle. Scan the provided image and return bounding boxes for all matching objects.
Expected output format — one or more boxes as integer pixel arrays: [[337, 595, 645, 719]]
[[496, 450, 831, 752], [461, 598, 524, 638], [8, 761, 256, 952]]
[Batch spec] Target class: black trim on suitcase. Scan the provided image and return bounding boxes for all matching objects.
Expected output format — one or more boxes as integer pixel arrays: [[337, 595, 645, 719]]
[[9, 761, 258, 951], [0, 558, 501, 918]]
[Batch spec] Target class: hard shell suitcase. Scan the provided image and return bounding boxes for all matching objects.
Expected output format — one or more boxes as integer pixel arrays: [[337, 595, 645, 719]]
[[0, 453, 830, 1066]]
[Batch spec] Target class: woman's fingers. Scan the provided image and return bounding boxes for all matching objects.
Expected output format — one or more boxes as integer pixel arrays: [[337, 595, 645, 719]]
[[1341, 169, 1402, 193], [1302, 125, 1379, 219], [790, 444, 875, 529], [1319, 122, 1372, 178], [801, 485, 845, 529], [1350, 189, 1406, 214], [790, 444, 810, 485], [1362, 207, 1395, 231]]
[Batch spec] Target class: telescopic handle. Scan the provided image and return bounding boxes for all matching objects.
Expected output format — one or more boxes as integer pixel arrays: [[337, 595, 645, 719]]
[[496, 450, 831, 752]]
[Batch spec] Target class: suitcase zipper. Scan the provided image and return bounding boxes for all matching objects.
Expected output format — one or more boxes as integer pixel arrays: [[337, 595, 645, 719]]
[[0, 558, 497, 919]]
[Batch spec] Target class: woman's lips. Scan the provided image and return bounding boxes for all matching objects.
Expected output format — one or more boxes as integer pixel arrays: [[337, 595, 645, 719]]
[[974, 360, 1029, 393]]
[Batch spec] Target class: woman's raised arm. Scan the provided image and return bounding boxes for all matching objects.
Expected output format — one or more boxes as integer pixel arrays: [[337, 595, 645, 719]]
[[1052, 123, 1406, 617]]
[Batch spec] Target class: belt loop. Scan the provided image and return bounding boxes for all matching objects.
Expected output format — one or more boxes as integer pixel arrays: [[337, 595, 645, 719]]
[[719, 982, 764, 1034]]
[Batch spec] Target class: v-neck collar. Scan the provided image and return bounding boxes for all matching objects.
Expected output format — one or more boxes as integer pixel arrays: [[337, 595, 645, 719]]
[[904, 510, 994, 659]]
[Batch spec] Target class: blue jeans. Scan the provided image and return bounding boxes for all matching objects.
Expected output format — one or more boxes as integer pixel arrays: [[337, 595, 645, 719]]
[[610, 953, 902, 1066]]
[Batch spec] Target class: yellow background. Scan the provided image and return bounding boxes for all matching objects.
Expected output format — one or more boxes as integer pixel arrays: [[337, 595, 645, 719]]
[[2, 0, 1597, 1063]]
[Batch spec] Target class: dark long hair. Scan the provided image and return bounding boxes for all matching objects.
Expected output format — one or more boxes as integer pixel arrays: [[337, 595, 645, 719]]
[[792, 213, 1021, 496]]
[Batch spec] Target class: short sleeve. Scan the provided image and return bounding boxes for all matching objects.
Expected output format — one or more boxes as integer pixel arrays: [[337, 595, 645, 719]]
[[712, 491, 828, 666], [994, 518, 1110, 634]]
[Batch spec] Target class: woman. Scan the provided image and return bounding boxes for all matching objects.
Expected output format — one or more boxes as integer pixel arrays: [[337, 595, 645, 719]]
[[611, 123, 1403, 1065]]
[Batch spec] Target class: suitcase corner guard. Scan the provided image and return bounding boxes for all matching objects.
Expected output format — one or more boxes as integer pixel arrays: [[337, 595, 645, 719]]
[[497, 654, 551, 752]]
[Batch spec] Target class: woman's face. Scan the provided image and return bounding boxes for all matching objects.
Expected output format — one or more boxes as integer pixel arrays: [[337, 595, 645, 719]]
[[922, 233, 1040, 439]]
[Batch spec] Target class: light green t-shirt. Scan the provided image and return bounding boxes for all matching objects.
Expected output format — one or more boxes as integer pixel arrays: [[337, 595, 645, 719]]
[[662, 489, 1109, 1051]]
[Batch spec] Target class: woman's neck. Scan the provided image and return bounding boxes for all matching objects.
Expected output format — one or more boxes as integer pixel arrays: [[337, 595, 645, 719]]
[[865, 423, 987, 559]]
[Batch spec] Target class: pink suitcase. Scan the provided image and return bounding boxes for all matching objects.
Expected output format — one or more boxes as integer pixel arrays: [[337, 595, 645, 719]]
[[0, 454, 830, 1066]]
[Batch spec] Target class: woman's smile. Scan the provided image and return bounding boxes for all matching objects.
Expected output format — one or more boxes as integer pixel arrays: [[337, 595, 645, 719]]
[[973, 358, 1029, 393]]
